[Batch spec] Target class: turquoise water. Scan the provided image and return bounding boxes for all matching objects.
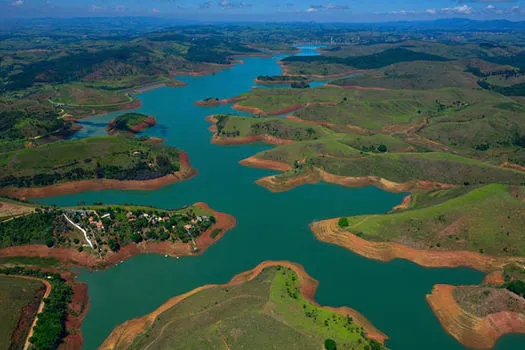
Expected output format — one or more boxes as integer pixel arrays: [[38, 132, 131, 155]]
[[35, 46, 523, 349]]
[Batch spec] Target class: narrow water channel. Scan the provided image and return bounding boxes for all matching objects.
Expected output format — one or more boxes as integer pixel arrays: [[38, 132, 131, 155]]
[[35, 46, 522, 349]]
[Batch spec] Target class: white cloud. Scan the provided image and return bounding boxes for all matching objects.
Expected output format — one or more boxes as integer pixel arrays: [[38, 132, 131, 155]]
[[306, 7, 318, 12], [152, 8, 160, 13], [441, 5, 473, 14], [487, 5, 496, 9], [9, 0, 23, 6], [425, 9, 437, 15]]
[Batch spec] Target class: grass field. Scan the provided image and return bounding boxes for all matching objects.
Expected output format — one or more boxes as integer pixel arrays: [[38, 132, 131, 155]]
[[213, 114, 330, 141], [123, 266, 384, 350], [332, 61, 479, 90], [0, 136, 182, 187], [340, 184, 525, 256], [0, 275, 45, 350]]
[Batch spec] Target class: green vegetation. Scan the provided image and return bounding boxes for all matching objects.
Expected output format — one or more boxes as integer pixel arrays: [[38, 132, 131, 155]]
[[506, 280, 525, 298], [0, 267, 72, 349], [339, 184, 525, 257], [0, 202, 216, 257], [0, 275, 44, 350], [213, 114, 329, 141], [332, 61, 478, 90], [257, 75, 310, 84], [0, 136, 182, 188], [282, 48, 450, 74], [122, 266, 385, 350], [108, 113, 151, 134]]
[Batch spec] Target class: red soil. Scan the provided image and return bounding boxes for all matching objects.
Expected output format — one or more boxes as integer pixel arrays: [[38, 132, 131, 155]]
[[310, 218, 523, 273], [0, 203, 235, 271], [239, 156, 293, 172], [286, 115, 334, 127], [392, 195, 412, 211], [0, 151, 197, 200], [107, 115, 157, 134], [232, 102, 304, 116], [427, 284, 525, 349], [100, 261, 387, 349], [239, 160, 458, 195]]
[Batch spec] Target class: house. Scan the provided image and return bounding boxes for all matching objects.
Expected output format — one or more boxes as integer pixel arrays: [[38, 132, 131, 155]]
[[184, 224, 192, 231], [96, 221, 104, 229], [101, 213, 111, 219]]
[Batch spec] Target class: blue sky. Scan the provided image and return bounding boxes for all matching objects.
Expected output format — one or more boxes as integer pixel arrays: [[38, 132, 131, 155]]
[[2, 0, 525, 21]]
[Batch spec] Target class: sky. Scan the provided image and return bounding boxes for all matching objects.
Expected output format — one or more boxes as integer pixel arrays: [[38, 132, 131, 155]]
[[2, 0, 525, 21]]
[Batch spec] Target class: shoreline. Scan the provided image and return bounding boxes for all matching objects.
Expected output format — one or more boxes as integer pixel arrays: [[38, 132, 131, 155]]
[[0, 202, 236, 270], [238, 157, 457, 194], [310, 217, 523, 273], [426, 284, 525, 349], [0, 151, 196, 200], [107, 115, 157, 135], [253, 78, 313, 86], [99, 260, 388, 350]]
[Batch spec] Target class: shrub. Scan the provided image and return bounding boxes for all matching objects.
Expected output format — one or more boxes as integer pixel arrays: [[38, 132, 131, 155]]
[[507, 280, 525, 297], [325, 339, 337, 350], [338, 217, 349, 227], [377, 144, 387, 153], [45, 238, 55, 248]]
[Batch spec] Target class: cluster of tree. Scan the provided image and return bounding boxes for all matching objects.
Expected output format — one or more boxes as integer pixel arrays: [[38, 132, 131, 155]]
[[0, 209, 69, 248], [361, 144, 388, 153], [291, 81, 310, 89], [6, 46, 151, 90], [478, 80, 525, 97], [0, 155, 179, 188], [110, 113, 148, 132], [185, 38, 257, 64], [283, 48, 449, 70], [257, 75, 308, 82], [506, 280, 525, 297], [0, 267, 72, 349], [0, 100, 69, 140]]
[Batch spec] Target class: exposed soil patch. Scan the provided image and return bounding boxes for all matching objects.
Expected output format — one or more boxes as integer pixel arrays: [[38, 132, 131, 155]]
[[427, 284, 525, 349], [310, 218, 523, 272]]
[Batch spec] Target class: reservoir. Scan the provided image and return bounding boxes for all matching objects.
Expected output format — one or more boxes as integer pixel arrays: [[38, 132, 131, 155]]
[[36, 46, 519, 349]]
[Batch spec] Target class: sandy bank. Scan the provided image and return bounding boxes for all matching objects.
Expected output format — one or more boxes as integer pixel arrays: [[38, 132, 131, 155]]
[[0, 203, 235, 271], [100, 260, 387, 350], [0, 151, 196, 200], [240, 161, 458, 194], [239, 156, 293, 172], [426, 284, 525, 348], [311, 218, 523, 272]]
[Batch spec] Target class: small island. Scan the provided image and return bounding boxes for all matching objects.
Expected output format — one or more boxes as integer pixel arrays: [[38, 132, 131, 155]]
[[106, 112, 157, 136], [100, 261, 388, 350], [0, 136, 197, 199]]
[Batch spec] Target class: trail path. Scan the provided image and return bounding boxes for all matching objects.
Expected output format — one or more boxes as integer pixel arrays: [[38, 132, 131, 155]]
[[63, 214, 94, 249]]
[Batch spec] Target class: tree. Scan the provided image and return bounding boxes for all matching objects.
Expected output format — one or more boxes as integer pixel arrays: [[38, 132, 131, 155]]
[[108, 238, 120, 252], [377, 144, 387, 153], [338, 217, 349, 227], [45, 238, 55, 248], [325, 339, 337, 350]]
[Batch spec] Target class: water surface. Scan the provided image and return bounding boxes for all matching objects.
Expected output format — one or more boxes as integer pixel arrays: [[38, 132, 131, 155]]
[[36, 45, 522, 349]]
